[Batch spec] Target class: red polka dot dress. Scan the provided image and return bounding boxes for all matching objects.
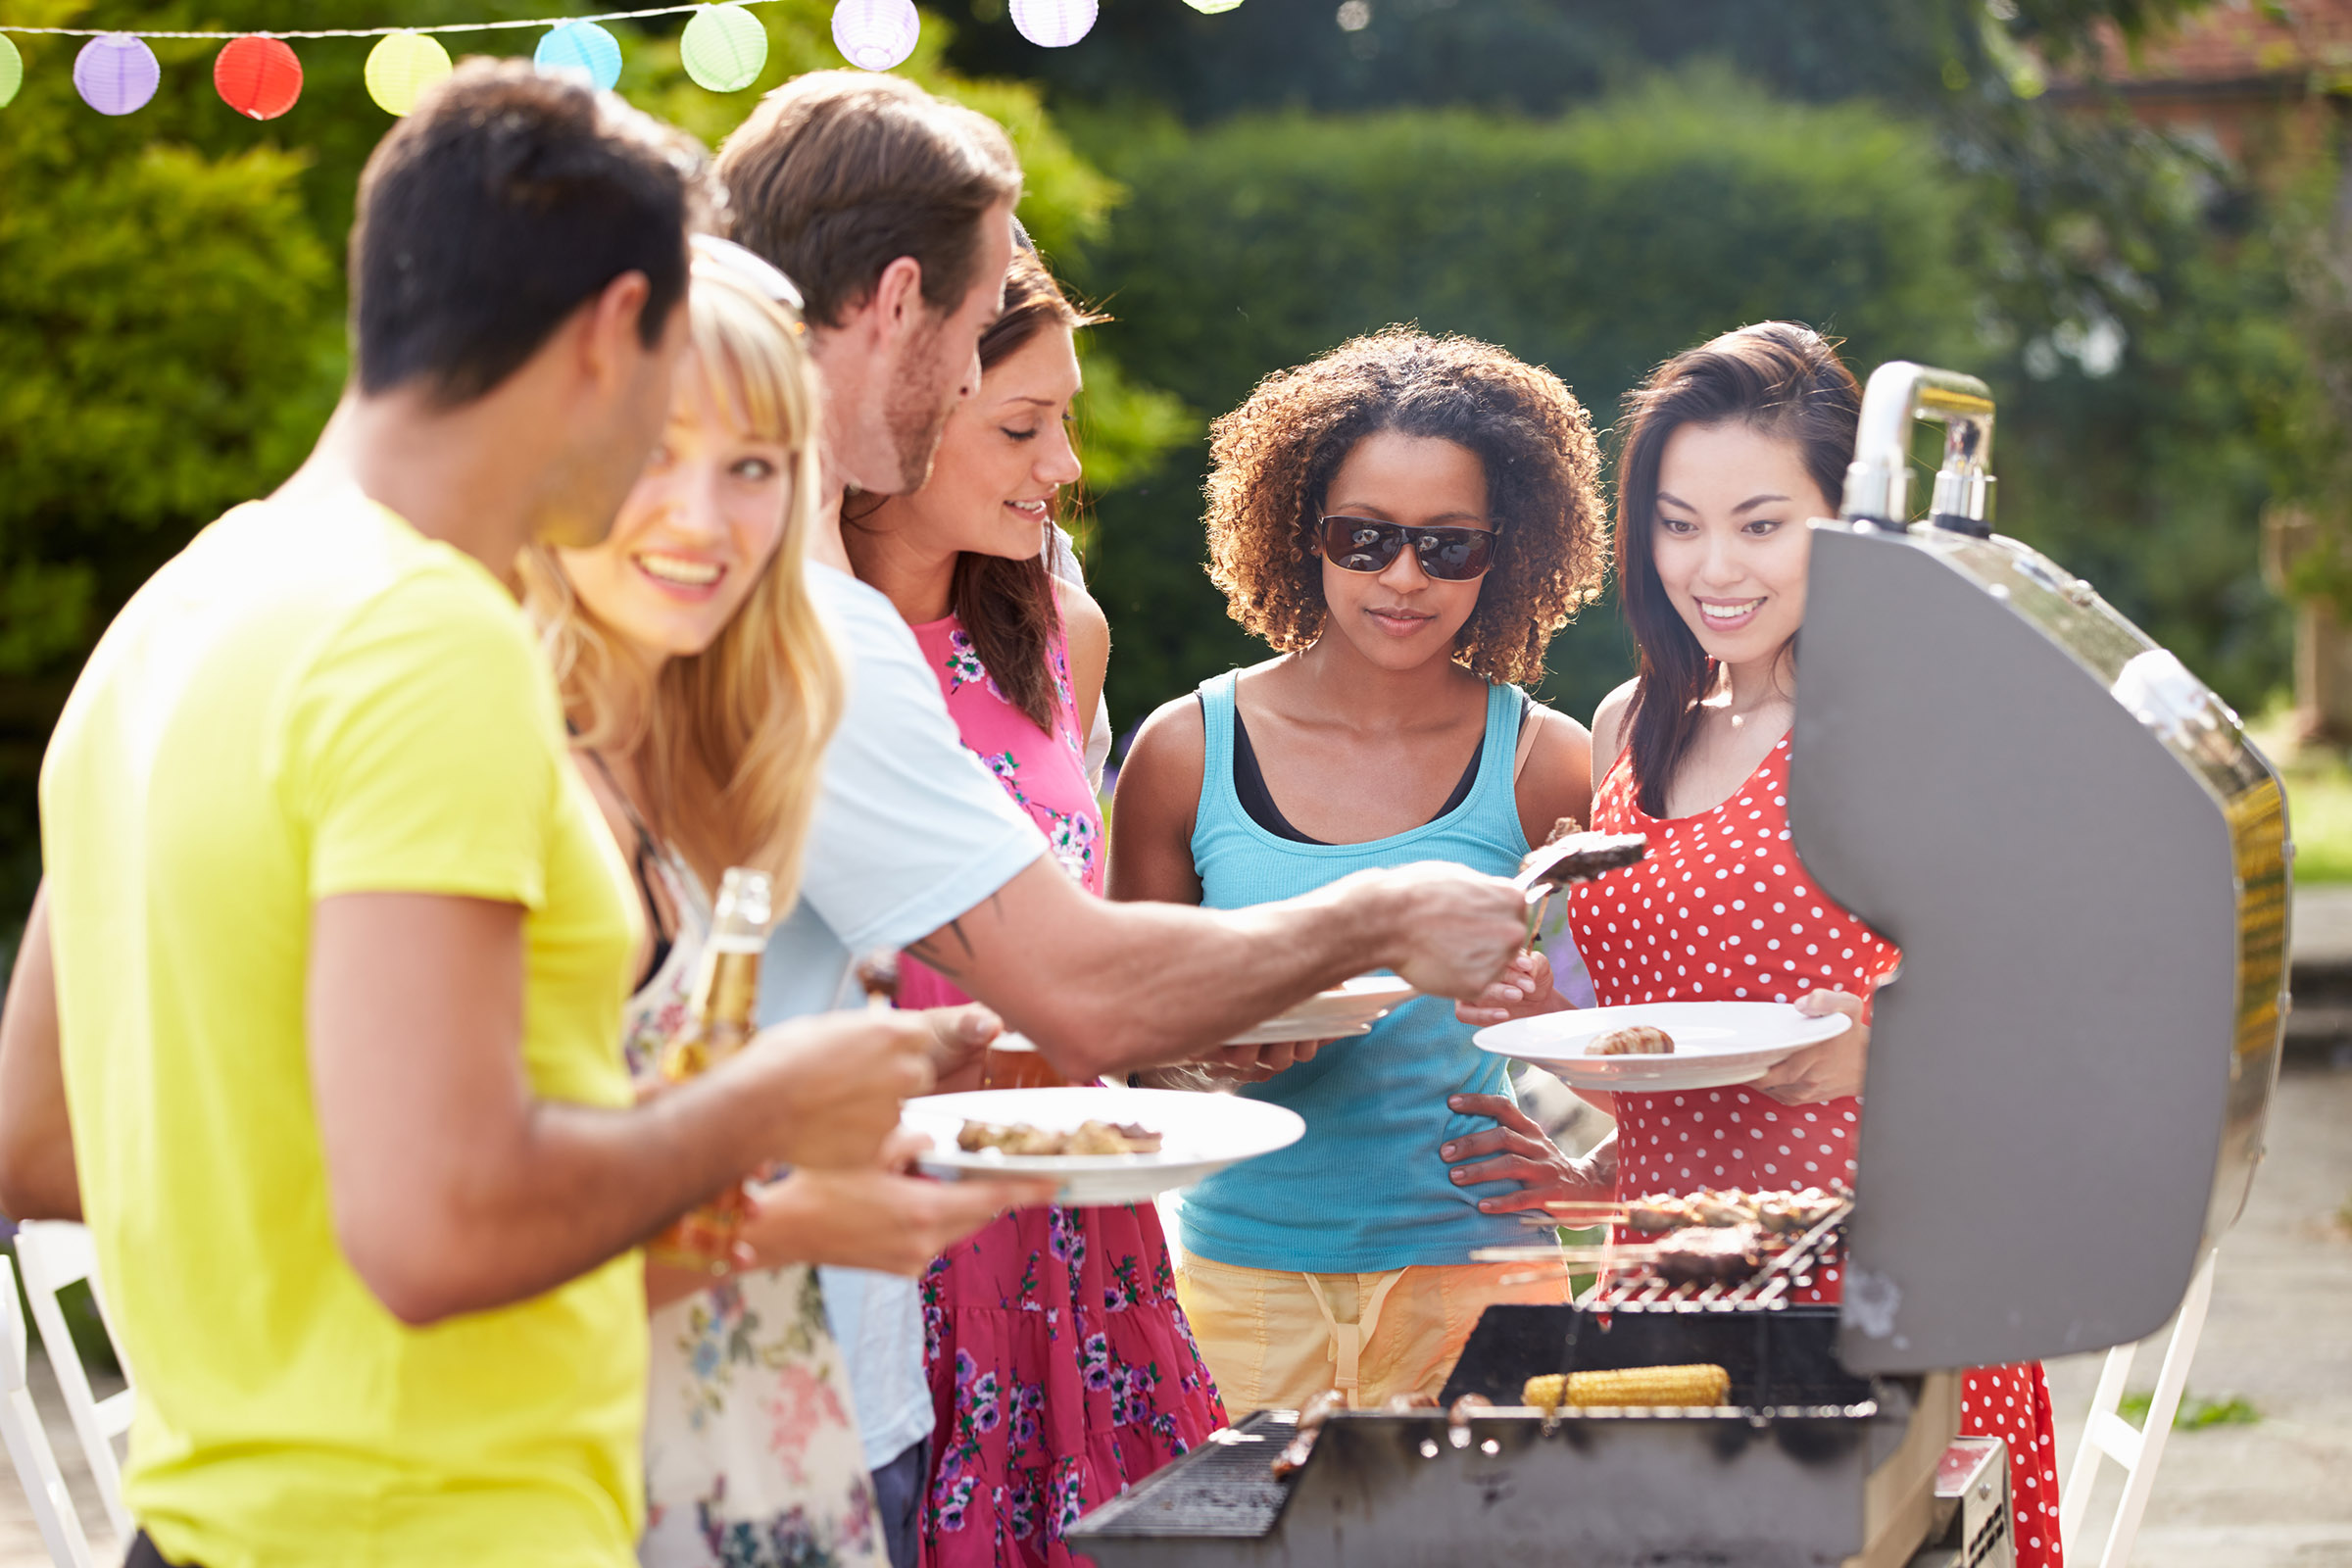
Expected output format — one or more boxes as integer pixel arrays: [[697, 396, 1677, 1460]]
[[1569, 733, 2064, 1568]]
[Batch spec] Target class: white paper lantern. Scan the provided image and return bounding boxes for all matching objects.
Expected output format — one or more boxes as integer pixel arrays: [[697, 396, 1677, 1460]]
[[1185, 0, 1245, 12], [1009, 0, 1098, 49], [831, 0, 920, 72]]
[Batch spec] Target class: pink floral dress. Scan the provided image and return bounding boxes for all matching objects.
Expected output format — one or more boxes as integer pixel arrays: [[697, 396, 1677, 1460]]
[[897, 612, 1228, 1568]]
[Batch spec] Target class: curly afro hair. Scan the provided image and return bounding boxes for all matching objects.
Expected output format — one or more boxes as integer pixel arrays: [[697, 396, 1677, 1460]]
[[1203, 326, 1607, 686]]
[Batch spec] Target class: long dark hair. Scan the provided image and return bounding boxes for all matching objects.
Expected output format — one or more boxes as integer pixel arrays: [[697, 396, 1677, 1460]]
[[1615, 322, 1860, 817]]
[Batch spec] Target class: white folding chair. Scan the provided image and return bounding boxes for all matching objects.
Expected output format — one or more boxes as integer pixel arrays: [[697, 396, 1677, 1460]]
[[0, 1254, 97, 1568], [2060, 1244, 2220, 1568], [13, 1222, 132, 1544]]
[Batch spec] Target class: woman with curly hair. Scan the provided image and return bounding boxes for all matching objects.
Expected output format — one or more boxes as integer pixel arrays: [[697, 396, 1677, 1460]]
[[1109, 326, 1610, 1412]]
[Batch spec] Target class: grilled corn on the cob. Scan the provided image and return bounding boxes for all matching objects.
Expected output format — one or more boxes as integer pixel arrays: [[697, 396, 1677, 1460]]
[[1520, 1364, 1731, 1410]]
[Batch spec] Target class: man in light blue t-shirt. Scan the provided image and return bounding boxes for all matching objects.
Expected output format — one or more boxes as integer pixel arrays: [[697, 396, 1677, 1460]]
[[716, 73, 1531, 1565]]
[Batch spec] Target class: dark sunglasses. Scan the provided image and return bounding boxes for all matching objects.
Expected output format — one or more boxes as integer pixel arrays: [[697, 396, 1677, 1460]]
[[1317, 515, 1498, 581]]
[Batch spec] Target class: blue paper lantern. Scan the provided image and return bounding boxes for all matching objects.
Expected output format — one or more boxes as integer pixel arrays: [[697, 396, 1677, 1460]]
[[535, 21, 623, 91], [74, 32, 160, 117]]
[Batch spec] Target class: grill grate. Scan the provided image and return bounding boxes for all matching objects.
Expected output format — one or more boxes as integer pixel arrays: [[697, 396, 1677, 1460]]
[[1069, 1410, 1297, 1540], [1591, 1200, 1850, 1313]]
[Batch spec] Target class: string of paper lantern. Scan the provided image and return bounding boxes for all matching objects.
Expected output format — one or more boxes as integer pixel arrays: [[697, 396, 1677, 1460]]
[[0, 0, 1251, 119]]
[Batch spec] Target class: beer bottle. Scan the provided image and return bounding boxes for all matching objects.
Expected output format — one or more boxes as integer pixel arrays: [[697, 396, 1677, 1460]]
[[648, 867, 772, 1274]]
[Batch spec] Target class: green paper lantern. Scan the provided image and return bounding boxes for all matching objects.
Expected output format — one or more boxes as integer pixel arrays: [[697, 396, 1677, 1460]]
[[0, 36, 22, 110], [681, 4, 768, 93], [367, 30, 451, 118]]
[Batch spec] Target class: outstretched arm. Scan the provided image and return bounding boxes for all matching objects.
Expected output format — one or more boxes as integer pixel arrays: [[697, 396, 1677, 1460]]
[[309, 892, 934, 1326], [931, 699, 1527, 1082]]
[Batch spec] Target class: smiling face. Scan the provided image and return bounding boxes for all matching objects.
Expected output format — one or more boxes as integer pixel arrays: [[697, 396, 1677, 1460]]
[[556, 346, 796, 662], [1315, 430, 1494, 672], [1649, 419, 1831, 664], [871, 322, 1085, 564]]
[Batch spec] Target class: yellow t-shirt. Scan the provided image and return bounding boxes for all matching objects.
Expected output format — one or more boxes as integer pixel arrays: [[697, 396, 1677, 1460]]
[[38, 488, 645, 1568]]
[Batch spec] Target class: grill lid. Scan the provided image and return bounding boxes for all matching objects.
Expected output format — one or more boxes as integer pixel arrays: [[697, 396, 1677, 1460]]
[[1790, 363, 2287, 1374]]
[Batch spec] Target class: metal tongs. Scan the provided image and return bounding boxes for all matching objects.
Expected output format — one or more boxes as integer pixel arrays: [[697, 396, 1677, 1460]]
[[1512, 829, 1648, 944]]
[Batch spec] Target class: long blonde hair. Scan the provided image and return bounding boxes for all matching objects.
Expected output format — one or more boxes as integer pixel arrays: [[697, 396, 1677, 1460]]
[[522, 262, 840, 906]]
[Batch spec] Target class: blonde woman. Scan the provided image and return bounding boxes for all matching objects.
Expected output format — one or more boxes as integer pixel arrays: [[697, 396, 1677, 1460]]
[[524, 239, 1027, 1568]]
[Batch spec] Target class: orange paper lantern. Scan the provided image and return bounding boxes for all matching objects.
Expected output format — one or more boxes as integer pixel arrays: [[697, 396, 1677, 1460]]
[[214, 35, 303, 121]]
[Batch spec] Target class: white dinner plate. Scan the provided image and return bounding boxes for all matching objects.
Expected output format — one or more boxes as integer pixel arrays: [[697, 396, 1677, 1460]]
[[1224, 974, 1418, 1046], [1474, 1001, 1850, 1092], [905, 1086, 1306, 1204]]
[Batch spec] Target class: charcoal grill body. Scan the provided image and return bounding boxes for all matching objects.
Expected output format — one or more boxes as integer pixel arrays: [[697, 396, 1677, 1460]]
[[1071, 1311, 1976, 1568], [1792, 363, 2289, 1372]]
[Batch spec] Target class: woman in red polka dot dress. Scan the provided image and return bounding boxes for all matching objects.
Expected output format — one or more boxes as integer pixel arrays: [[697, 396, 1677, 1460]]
[[1446, 324, 2063, 1568]]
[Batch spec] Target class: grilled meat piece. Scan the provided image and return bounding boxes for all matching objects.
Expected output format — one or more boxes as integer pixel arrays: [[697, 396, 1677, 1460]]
[[1689, 1189, 1760, 1227], [1587, 1024, 1675, 1056], [1625, 1195, 1700, 1232], [1514, 831, 1650, 895], [1650, 1224, 1766, 1287], [957, 1119, 1162, 1156], [1757, 1187, 1843, 1234]]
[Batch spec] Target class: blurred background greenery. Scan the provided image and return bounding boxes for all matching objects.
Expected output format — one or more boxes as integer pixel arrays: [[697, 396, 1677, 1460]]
[[6, 0, 2352, 963]]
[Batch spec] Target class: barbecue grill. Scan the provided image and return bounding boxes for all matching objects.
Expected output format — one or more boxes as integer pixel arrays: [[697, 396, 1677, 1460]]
[[1068, 362, 2289, 1568]]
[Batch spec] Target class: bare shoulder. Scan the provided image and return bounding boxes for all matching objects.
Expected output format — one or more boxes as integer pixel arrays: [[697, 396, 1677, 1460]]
[[1591, 678, 1641, 773], [1515, 699, 1594, 844], [1119, 692, 1205, 791], [1053, 576, 1110, 653], [1106, 693, 1208, 901]]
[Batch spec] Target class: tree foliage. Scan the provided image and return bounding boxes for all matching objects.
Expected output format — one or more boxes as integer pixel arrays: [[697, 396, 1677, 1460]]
[[0, 0, 1173, 942]]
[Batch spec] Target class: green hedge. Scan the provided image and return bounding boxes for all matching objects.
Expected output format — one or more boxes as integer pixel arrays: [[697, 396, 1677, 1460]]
[[1069, 78, 1981, 731], [1067, 75, 2299, 742]]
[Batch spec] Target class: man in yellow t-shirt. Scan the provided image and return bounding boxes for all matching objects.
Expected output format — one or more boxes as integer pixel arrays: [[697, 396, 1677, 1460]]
[[0, 63, 936, 1568]]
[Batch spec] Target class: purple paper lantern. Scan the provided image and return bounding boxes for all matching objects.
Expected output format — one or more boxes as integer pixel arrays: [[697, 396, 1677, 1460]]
[[75, 32, 161, 117]]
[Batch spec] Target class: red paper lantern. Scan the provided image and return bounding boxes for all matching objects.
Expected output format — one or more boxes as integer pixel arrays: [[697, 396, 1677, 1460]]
[[214, 35, 302, 121]]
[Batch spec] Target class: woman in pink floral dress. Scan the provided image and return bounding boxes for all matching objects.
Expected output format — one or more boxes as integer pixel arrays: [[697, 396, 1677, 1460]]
[[846, 250, 1226, 1567]]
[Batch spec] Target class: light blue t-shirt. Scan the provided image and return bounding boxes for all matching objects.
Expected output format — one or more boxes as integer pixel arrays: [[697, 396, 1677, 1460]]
[[759, 564, 1046, 1468], [1179, 670, 1536, 1274]]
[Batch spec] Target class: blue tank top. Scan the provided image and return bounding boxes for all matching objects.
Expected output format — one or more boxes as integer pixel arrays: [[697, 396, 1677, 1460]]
[[1180, 670, 1536, 1274]]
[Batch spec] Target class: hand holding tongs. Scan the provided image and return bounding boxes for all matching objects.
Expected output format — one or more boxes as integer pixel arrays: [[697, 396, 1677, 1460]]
[[1511, 828, 1648, 945]]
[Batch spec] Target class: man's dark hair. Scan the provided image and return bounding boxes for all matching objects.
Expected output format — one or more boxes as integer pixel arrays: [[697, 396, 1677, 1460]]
[[350, 60, 708, 406], [715, 72, 1021, 330]]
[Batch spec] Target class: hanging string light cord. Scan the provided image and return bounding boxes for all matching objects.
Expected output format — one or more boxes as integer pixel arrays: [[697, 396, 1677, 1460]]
[[0, 1, 781, 38]]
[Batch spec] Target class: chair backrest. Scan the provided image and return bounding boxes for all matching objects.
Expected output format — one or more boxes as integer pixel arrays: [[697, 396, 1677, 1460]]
[[12, 1223, 131, 1544], [0, 1254, 98, 1568]]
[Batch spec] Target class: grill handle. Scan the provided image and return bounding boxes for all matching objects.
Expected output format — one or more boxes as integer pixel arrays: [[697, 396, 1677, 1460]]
[[1839, 361, 1997, 536]]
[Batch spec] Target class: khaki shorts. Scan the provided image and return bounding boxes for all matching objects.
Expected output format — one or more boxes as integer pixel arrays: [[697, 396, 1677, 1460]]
[[1176, 1251, 1572, 1414]]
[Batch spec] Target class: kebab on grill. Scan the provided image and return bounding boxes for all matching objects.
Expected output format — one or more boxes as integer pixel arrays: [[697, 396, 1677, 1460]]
[[1620, 1186, 1844, 1233]]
